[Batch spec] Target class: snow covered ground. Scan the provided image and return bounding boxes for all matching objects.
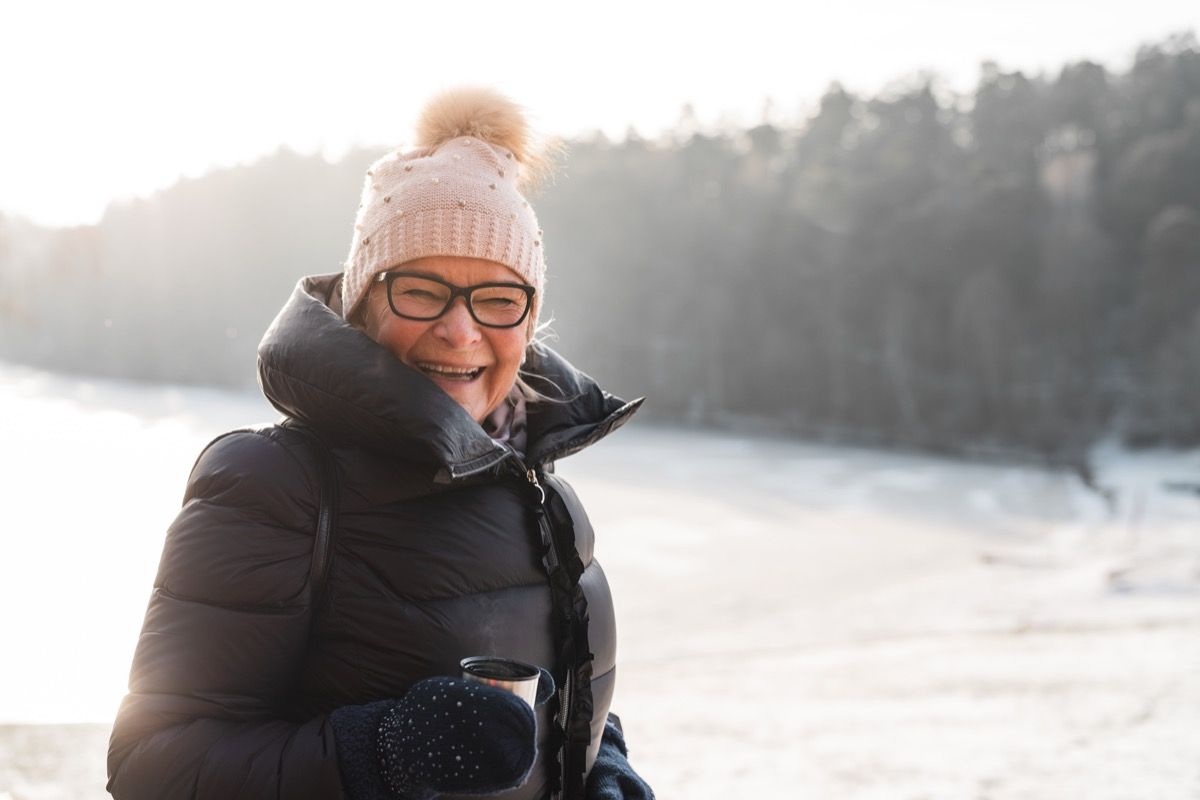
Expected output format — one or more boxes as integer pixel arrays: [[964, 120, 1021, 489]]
[[1, 362, 1198, 799]]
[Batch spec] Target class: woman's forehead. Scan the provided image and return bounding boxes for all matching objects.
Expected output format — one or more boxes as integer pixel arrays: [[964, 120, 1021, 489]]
[[396, 255, 524, 285]]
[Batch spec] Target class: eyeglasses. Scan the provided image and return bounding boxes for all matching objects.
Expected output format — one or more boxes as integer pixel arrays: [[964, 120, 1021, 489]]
[[375, 271, 535, 329]]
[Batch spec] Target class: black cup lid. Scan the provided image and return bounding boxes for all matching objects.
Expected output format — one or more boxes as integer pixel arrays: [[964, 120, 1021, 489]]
[[460, 656, 540, 681]]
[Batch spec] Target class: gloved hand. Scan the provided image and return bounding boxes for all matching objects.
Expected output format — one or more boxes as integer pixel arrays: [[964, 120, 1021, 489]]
[[585, 715, 655, 799], [330, 677, 536, 800]]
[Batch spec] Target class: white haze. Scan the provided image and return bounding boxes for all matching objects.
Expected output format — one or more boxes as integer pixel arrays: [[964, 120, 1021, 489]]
[[2, 0, 1198, 226], [0, 362, 1198, 797]]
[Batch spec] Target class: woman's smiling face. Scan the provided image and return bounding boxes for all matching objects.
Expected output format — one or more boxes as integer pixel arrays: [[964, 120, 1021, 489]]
[[361, 255, 531, 423]]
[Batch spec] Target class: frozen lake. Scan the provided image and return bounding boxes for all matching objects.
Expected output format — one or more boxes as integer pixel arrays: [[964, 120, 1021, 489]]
[[1, 361, 1199, 799]]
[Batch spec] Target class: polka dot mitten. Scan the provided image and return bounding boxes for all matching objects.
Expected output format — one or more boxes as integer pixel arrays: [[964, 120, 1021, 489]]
[[330, 677, 536, 800]]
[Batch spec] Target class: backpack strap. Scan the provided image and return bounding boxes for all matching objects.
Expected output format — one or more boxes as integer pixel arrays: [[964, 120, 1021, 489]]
[[278, 420, 340, 609]]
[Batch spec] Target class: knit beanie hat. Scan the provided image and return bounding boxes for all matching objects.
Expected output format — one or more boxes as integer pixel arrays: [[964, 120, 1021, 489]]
[[341, 87, 550, 333]]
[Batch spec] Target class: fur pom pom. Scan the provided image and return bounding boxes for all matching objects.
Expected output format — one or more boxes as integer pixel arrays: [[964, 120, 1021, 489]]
[[417, 87, 530, 159], [415, 86, 560, 191]]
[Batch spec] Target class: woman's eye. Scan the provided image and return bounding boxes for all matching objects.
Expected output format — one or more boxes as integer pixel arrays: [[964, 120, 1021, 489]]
[[402, 289, 438, 300]]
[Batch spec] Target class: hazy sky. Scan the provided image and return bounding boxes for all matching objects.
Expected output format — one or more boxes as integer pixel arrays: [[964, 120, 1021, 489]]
[[3, 0, 1197, 227]]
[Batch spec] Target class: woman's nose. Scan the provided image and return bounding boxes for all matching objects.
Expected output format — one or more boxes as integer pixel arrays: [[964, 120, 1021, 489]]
[[433, 297, 482, 346]]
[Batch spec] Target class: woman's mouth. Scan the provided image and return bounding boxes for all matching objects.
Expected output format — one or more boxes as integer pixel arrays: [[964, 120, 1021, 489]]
[[415, 362, 485, 382]]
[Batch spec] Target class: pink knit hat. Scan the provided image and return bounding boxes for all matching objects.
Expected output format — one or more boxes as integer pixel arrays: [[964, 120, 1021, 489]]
[[341, 87, 549, 331]]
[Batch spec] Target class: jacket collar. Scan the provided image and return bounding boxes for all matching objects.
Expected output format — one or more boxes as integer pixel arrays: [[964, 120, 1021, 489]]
[[257, 273, 643, 480]]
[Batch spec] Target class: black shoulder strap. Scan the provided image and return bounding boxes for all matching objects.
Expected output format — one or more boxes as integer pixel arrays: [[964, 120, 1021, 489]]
[[525, 468, 595, 800], [279, 420, 340, 609]]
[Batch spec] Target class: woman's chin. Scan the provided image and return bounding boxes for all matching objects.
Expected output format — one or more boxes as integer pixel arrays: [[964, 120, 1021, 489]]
[[419, 367, 515, 423], [434, 381, 490, 422]]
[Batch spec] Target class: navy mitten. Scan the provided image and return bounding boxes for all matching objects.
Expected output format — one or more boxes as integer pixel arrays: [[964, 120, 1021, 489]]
[[331, 677, 536, 800], [585, 715, 655, 800], [330, 698, 395, 799]]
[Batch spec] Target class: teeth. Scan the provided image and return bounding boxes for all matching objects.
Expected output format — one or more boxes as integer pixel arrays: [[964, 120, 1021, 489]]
[[417, 362, 482, 376]]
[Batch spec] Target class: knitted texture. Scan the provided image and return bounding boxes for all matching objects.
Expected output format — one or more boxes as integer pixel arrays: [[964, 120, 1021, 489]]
[[329, 700, 396, 800], [585, 717, 656, 800], [328, 678, 536, 800], [341, 89, 546, 326], [378, 677, 536, 800]]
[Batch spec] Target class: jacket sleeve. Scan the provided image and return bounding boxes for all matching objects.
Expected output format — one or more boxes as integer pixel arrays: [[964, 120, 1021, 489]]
[[107, 429, 346, 799]]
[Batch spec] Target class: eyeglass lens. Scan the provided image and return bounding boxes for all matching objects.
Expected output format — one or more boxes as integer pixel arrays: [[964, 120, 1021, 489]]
[[389, 275, 529, 327]]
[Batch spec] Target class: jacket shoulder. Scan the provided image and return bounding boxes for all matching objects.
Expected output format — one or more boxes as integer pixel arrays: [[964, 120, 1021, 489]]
[[184, 424, 319, 505], [157, 425, 321, 606]]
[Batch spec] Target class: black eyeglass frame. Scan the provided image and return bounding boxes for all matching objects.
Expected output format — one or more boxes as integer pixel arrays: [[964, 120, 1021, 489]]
[[375, 270, 536, 329]]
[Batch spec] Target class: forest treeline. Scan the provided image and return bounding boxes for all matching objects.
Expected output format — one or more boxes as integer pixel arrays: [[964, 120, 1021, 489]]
[[2, 33, 1198, 463]]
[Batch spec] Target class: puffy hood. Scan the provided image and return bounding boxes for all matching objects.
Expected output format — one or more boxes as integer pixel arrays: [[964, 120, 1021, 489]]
[[257, 273, 643, 479]]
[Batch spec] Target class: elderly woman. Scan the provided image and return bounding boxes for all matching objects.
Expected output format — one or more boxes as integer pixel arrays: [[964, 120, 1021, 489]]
[[106, 88, 654, 800]]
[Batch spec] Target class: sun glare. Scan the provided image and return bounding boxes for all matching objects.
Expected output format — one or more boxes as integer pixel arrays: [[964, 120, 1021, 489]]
[[1, 0, 1196, 226]]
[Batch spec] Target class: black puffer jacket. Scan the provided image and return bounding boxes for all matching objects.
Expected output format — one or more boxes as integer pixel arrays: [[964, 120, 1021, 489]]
[[106, 273, 644, 799]]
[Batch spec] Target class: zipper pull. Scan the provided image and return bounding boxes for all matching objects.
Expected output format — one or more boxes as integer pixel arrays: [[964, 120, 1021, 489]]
[[525, 467, 546, 505]]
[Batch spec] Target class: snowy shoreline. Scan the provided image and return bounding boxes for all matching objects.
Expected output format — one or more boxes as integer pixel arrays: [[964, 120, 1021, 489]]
[[1, 363, 1198, 798]]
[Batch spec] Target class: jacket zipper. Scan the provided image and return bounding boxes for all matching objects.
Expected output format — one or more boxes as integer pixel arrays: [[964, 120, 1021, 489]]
[[521, 461, 573, 800]]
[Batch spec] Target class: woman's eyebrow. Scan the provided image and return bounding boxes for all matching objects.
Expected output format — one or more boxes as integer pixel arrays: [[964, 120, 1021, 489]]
[[397, 269, 445, 281], [396, 270, 527, 288]]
